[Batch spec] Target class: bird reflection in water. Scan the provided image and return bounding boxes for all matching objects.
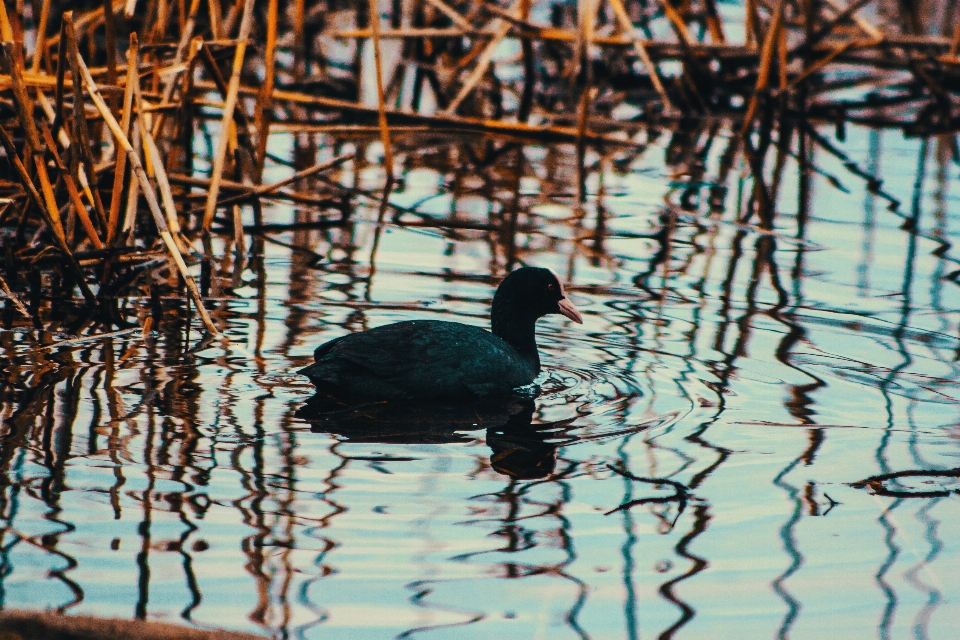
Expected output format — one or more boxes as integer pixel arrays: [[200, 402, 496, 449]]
[[296, 395, 563, 478]]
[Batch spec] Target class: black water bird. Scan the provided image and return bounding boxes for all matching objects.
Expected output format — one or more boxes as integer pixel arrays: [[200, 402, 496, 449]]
[[298, 267, 583, 403]]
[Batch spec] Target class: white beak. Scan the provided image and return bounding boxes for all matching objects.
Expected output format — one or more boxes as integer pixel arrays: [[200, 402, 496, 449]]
[[557, 297, 583, 324]]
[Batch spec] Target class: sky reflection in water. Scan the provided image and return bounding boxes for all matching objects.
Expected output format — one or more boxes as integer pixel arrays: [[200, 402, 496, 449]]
[[1, 125, 960, 638]]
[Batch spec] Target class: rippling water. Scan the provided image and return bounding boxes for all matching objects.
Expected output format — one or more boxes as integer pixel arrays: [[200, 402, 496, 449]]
[[2, 125, 960, 637]]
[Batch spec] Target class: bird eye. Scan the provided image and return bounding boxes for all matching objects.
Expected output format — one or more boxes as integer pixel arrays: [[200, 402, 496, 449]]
[[547, 283, 556, 290]]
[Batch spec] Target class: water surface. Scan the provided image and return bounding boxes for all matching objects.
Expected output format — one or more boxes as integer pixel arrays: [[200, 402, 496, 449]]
[[2, 125, 960, 638]]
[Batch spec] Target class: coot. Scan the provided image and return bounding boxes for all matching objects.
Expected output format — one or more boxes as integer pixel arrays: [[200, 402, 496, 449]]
[[298, 267, 583, 402]]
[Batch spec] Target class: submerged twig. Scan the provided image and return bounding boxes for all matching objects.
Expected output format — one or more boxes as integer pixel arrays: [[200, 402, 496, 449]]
[[604, 464, 695, 516]]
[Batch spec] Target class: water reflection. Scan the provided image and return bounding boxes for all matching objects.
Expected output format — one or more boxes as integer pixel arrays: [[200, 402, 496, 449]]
[[486, 404, 561, 480], [297, 395, 534, 445], [1, 125, 960, 638], [299, 394, 666, 481]]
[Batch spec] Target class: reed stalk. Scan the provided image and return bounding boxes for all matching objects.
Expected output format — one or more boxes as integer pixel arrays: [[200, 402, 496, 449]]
[[201, 0, 254, 231], [368, 0, 394, 188], [75, 48, 220, 335]]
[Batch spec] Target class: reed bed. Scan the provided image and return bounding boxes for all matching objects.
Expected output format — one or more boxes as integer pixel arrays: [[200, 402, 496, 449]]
[[0, 0, 954, 339]]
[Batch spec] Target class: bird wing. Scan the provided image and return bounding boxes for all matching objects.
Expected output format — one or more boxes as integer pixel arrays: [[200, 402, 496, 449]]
[[301, 321, 534, 400]]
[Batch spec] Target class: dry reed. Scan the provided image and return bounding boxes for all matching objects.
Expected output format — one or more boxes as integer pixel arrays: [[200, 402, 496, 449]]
[[0, 0, 954, 339]]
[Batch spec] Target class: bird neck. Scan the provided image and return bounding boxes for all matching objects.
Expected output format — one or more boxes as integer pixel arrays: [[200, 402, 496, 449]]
[[491, 300, 541, 373]]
